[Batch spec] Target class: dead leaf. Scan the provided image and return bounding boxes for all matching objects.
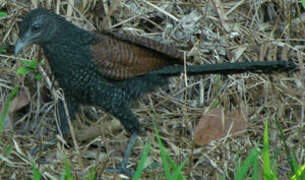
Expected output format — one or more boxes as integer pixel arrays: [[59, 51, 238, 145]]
[[194, 108, 248, 146], [8, 87, 30, 113], [232, 46, 247, 61], [76, 125, 103, 142], [0, 87, 30, 131]]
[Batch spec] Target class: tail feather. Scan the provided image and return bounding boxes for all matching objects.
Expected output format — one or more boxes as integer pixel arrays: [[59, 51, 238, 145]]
[[151, 61, 297, 76]]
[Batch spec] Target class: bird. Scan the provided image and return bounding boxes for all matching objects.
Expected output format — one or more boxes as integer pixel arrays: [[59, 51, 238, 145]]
[[14, 8, 296, 176]]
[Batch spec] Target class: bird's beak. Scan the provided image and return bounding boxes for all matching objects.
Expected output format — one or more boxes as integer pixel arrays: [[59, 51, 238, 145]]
[[14, 38, 27, 56]]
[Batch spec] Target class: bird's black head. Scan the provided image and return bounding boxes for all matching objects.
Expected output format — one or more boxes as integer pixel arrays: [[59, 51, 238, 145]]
[[15, 8, 64, 55]]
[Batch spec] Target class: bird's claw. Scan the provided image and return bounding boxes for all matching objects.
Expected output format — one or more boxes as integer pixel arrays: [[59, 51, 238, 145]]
[[104, 166, 134, 178]]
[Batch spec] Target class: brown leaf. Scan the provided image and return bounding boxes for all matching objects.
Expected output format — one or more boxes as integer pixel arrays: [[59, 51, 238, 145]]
[[76, 125, 103, 142], [8, 87, 30, 113], [194, 108, 248, 146]]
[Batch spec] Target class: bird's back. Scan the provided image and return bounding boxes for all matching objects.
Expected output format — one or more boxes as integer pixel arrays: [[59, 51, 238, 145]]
[[89, 30, 185, 80]]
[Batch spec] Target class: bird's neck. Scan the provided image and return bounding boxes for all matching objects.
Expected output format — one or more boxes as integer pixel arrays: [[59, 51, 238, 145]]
[[40, 27, 95, 79], [52, 20, 95, 45]]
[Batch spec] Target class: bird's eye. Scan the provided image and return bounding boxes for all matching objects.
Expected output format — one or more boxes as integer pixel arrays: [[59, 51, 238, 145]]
[[31, 24, 40, 32]]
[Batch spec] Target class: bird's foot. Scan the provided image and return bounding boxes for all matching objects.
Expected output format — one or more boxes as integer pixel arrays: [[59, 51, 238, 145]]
[[104, 165, 134, 178], [103, 133, 137, 178]]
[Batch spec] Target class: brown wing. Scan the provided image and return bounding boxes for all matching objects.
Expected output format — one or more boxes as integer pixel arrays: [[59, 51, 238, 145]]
[[89, 30, 184, 80]]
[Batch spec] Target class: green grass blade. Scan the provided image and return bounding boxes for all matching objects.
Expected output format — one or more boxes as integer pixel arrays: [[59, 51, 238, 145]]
[[60, 173, 65, 180], [62, 158, 72, 180], [35, 74, 41, 80], [290, 163, 305, 180], [88, 167, 95, 180], [132, 140, 152, 180], [20, 59, 38, 69], [252, 147, 258, 180], [165, 153, 187, 180], [167, 155, 177, 170], [5, 145, 12, 157], [262, 120, 273, 180], [172, 156, 188, 180], [0, 86, 18, 136], [0, 44, 7, 53], [234, 146, 259, 180], [31, 161, 41, 180], [0, 12, 6, 18], [276, 121, 299, 179], [153, 121, 171, 179], [16, 66, 31, 75]]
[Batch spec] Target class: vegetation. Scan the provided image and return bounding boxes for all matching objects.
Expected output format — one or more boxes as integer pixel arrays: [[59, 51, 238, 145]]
[[0, 0, 304, 179]]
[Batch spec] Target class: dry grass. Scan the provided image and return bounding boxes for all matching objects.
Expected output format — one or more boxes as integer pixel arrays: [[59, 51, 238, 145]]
[[0, 0, 304, 179]]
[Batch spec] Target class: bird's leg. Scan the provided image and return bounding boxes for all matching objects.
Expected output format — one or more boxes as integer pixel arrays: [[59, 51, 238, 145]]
[[121, 132, 137, 169], [56, 94, 79, 139], [104, 132, 137, 177], [88, 82, 141, 177]]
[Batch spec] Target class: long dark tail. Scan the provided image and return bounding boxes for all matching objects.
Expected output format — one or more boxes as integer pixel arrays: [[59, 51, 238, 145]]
[[151, 61, 297, 76]]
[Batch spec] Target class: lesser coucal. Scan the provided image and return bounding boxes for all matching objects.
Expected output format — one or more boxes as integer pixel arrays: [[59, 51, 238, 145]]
[[14, 8, 296, 176]]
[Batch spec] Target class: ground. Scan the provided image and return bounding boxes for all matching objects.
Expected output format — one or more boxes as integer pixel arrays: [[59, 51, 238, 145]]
[[0, 0, 304, 179]]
